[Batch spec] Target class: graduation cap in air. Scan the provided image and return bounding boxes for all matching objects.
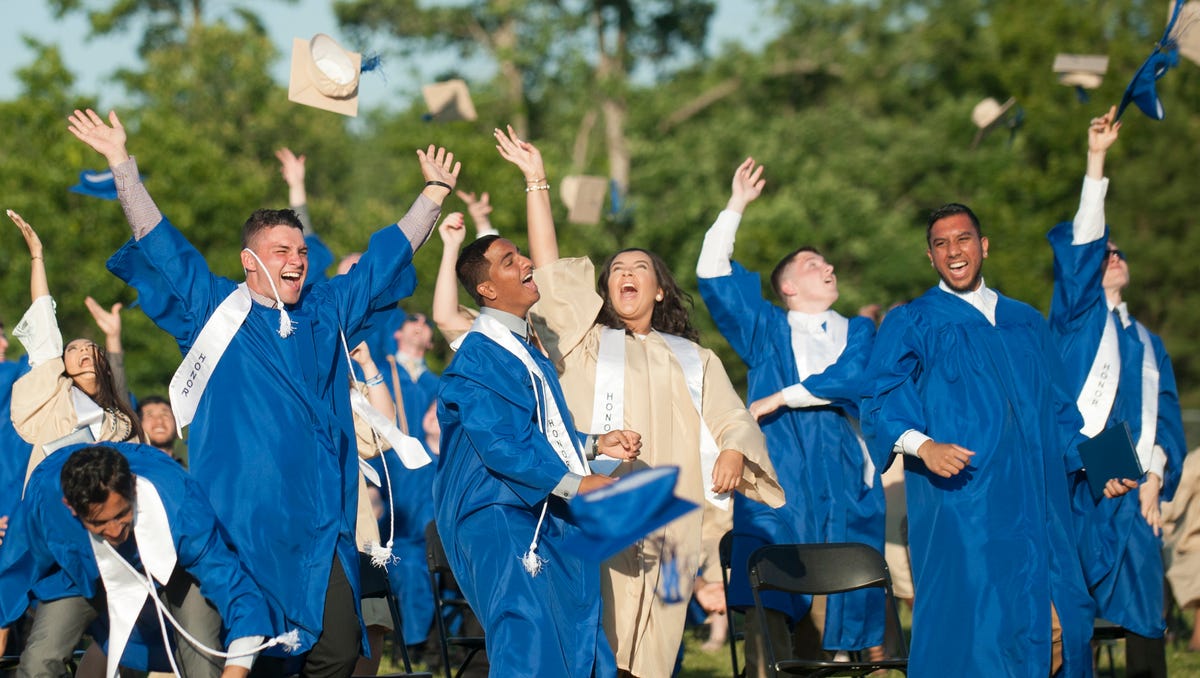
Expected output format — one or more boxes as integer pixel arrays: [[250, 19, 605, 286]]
[[560, 175, 609, 224], [69, 169, 120, 200], [1116, 0, 1187, 121], [288, 34, 373, 117], [561, 466, 698, 562], [1054, 54, 1109, 102], [1171, 1, 1200, 67], [421, 79, 477, 122], [969, 97, 1020, 148]]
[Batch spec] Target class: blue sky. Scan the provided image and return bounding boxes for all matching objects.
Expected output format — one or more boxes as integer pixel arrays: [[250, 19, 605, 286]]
[[0, 0, 782, 110]]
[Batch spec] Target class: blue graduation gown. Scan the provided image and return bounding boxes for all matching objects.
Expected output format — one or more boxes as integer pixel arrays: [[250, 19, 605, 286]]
[[860, 287, 1093, 678], [0, 443, 275, 667], [370, 447, 436, 645], [0, 357, 32, 520], [106, 214, 419, 653], [434, 331, 616, 678], [698, 263, 885, 650], [1048, 222, 1186, 638]]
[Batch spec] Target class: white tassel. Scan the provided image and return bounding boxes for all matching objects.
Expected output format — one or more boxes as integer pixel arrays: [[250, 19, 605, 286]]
[[521, 547, 546, 577], [269, 629, 302, 653], [367, 541, 398, 569], [277, 308, 295, 338]]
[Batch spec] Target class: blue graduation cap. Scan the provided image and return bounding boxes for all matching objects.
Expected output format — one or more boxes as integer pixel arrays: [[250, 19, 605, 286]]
[[68, 169, 120, 200], [1116, 0, 1187, 121], [561, 466, 698, 562]]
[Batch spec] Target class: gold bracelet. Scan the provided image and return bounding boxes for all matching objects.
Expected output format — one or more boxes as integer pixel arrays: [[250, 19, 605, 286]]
[[525, 183, 550, 193], [524, 177, 546, 185]]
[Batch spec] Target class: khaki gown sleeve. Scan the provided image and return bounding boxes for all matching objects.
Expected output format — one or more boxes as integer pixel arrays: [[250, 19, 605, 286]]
[[699, 346, 785, 508], [530, 257, 605, 366]]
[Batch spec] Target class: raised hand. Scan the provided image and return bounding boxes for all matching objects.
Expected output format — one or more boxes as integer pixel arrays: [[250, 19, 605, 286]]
[[438, 212, 467, 249], [67, 109, 130, 166], [417, 145, 461, 202], [275, 148, 307, 191], [349, 341, 374, 367], [84, 297, 123, 341], [6, 209, 43, 259], [456, 190, 494, 225], [1088, 105, 1121, 155], [726, 157, 766, 213], [493, 125, 546, 182]]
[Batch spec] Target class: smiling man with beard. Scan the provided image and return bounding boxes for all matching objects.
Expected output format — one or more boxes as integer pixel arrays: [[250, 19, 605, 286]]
[[68, 108, 458, 677], [860, 204, 1134, 677]]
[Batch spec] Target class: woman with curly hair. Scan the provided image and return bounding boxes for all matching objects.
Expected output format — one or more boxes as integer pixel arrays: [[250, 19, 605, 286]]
[[492, 127, 783, 678], [6, 209, 142, 486]]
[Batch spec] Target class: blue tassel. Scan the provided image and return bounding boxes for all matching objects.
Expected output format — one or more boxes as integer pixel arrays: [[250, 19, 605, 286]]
[[360, 52, 383, 73], [1074, 86, 1090, 104]]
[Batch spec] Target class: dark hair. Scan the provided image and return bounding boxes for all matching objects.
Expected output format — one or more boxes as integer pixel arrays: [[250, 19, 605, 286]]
[[456, 235, 502, 306], [136, 395, 170, 418], [769, 246, 822, 301], [596, 248, 698, 342], [242, 208, 304, 249], [926, 203, 982, 246], [61, 444, 135, 517], [68, 339, 145, 444]]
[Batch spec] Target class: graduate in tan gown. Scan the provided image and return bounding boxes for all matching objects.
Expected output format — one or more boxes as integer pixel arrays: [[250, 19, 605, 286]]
[[492, 126, 784, 678]]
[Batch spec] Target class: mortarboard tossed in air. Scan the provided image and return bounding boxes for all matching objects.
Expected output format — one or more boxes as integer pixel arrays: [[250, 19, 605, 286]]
[[421, 79, 477, 122], [1054, 54, 1109, 102], [69, 169, 123, 200], [559, 175, 609, 224], [969, 97, 1018, 148], [288, 34, 373, 117], [561, 466, 698, 562], [1116, 0, 1188, 121]]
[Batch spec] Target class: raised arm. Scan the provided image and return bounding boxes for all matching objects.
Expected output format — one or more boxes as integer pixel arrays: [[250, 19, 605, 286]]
[[493, 126, 557, 266], [84, 297, 123, 355], [1086, 105, 1120, 181], [432, 212, 474, 335], [276, 148, 308, 210], [68, 109, 163, 240], [7, 210, 47, 302], [350, 341, 395, 423], [455, 190, 498, 237], [697, 157, 765, 279]]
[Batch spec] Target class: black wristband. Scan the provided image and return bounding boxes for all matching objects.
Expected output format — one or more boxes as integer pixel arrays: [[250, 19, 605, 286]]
[[425, 180, 453, 190]]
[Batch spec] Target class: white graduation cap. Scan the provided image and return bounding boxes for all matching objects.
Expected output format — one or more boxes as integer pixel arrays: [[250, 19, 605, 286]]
[[421, 79, 478, 122], [1053, 54, 1110, 89], [559, 175, 609, 224], [1170, 1, 1200, 67], [288, 34, 363, 117]]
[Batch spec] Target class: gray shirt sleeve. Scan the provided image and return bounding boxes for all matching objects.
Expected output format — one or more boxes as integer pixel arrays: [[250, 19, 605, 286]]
[[112, 157, 164, 240]]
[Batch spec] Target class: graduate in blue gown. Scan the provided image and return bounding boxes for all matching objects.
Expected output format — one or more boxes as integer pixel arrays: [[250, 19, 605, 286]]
[[860, 203, 1117, 678], [0, 443, 276, 676], [696, 158, 885, 667], [1047, 109, 1185, 677], [69, 108, 459, 673], [435, 235, 643, 677], [0, 326, 32, 523]]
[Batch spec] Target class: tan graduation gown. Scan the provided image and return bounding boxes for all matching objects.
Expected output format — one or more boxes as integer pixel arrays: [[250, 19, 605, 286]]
[[530, 256, 784, 677], [11, 358, 136, 487], [351, 383, 392, 551], [1163, 448, 1200, 609]]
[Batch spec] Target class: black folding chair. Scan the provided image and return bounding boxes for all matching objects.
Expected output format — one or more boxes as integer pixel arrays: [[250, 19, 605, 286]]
[[1091, 618, 1124, 678], [356, 553, 433, 678], [718, 531, 745, 677], [424, 521, 485, 678], [748, 543, 908, 677]]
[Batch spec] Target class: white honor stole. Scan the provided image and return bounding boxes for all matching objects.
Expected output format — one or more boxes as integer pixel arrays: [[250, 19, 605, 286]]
[[1078, 312, 1160, 472], [786, 313, 876, 488], [89, 477, 177, 678], [593, 329, 727, 509], [339, 332, 432, 472], [168, 284, 254, 432], [469, 313, 589, 476]]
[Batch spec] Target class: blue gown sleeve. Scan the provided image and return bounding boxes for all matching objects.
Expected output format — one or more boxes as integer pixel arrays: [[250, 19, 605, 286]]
[[803, 317, 875, 416], [439, 344, 571, 506], [696, 261, 775, 365], [304, 233, 335, 288], [860, 305, 926, 471], [308, 225, 417, 343], [1047, 221, 1110, 334], [1153, 336, 1186, 501]]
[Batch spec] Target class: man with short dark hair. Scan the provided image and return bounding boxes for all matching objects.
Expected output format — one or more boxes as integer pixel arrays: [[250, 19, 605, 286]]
[[435, 235, 641, 677], [696, 158, 886, 673], [137, 396, 182, 463], [860, 202, 1126, 676], [68, 108, 458, 676], [0, 443, 275, 678]]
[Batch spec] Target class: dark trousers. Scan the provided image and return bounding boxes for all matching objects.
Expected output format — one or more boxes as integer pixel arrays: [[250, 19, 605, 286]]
[[1124, 632, 1167, 678], [252, 556, 360, 678]]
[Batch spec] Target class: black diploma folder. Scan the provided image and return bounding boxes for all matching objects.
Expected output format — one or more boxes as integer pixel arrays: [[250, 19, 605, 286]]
[[1077, 421, 1143, 501]]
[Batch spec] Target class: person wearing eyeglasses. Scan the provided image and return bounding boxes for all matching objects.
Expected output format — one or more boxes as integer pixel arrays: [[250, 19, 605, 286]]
[[1046, 107, 1185, 678]]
